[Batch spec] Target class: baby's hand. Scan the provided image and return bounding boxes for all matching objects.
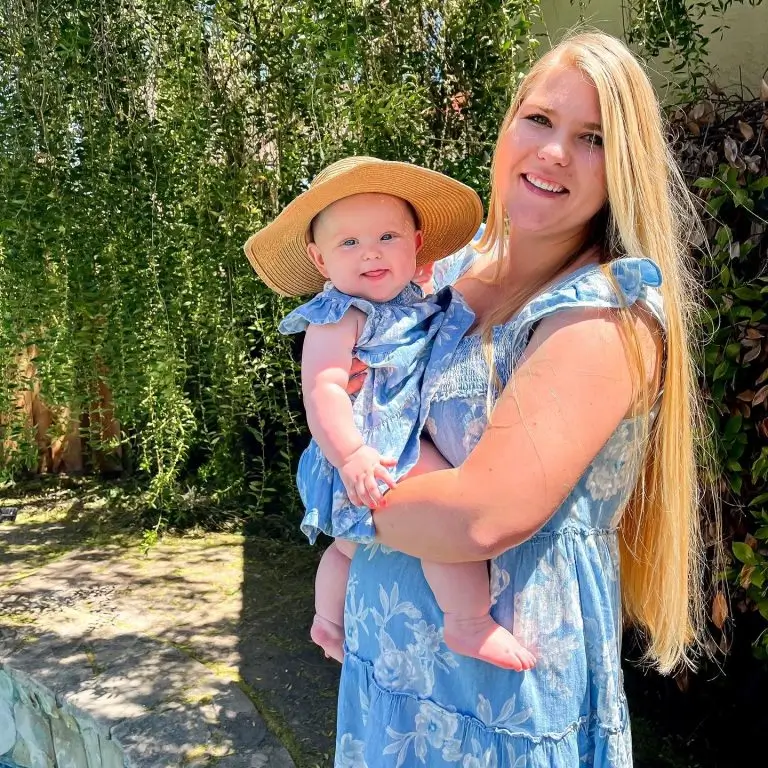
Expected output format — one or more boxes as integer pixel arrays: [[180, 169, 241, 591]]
[[340, 446, 397, 509]]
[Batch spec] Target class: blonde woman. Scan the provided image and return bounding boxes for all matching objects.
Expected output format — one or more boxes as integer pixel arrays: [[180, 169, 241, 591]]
[[334, 31, 706, 767]]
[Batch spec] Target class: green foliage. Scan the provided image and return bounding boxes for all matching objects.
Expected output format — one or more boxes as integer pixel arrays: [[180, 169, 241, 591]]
[[681, 97, 768, 656], [0, 0, 541, 530]]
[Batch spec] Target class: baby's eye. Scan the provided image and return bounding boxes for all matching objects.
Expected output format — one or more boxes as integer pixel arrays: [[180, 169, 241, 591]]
[[342, 238, 358, 247], [380, 233, 394, 241], [525, 113, 551, 127]]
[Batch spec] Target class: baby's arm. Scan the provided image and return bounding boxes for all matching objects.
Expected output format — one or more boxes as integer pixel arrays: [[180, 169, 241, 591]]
[[302, 309, 396, 508]]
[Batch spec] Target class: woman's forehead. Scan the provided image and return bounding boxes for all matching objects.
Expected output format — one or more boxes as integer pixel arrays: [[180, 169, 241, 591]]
[[522, 65, 602, 125]]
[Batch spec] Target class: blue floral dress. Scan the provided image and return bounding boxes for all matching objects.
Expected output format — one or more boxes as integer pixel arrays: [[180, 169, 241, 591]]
[[335, 250, 665, 767], [280, 282, 474, 544]]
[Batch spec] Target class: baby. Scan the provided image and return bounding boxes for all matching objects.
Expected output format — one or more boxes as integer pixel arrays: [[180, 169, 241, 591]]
[[244, 156, 535, 671]]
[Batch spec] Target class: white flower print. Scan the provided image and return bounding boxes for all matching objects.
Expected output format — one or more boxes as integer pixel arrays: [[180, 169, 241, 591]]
[[344, 575, 369, 654], [585, 423, 639, 501], [408, 619, 442, 656], [489, 561, 510, 606], [374, 629, 435, 696], [384, 701, 462, 767], [338, 732, 368, 767], [414, 701, 460, 752], [462, 743, 498, 768], [476, 693, 531, 730], [461, 414, 486, 455], [505, 743, 528, 768]]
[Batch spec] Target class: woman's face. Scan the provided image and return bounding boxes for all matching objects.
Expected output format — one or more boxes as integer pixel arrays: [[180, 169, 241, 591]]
[[495, 64, 608, 241]]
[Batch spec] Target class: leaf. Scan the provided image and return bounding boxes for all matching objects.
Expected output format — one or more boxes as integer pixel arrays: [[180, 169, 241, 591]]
[[744, 345, 763, 364], [711, 591, 728, 629], [693, 177, 719, 189], [723, 137, 739, 165], [738, 121, 754, 141], [761, 78, 768, 102], [733, 541, 757, 565], [739, 565, 755, 590], [753, 385, 768, 407]]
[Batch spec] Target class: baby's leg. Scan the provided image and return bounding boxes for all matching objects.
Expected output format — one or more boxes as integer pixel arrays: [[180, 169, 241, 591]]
[[422, 560, 536, 671], [311, 539, 356, 663]]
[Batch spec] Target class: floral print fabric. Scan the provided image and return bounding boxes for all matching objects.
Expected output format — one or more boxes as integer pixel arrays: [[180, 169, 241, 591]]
[[335, 251, 665, 767]]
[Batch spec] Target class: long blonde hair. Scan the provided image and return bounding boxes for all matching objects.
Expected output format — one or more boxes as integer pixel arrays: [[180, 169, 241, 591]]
[[478, 31, 708, 674]]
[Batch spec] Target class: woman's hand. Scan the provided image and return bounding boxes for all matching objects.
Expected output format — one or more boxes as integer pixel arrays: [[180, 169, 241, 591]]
[[346, 357, 368, 396]]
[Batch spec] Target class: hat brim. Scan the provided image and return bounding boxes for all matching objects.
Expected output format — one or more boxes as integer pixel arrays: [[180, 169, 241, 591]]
[[244, 160, 484, 296]]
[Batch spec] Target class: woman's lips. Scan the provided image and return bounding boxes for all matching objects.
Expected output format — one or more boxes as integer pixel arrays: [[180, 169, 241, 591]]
[[522, 173, 569, 196]]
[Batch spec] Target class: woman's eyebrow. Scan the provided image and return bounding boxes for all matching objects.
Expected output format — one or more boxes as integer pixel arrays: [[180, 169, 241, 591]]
[[525, 103, 602, 132]]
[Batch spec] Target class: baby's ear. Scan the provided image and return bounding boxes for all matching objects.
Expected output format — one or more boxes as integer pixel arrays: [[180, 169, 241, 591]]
[[413, 229, 424, 255], [413, 262, 434, 291], [306, 242, 330, 278]]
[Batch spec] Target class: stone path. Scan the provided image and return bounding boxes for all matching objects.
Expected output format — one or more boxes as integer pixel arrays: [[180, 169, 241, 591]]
[[0, 493, 339, 768]]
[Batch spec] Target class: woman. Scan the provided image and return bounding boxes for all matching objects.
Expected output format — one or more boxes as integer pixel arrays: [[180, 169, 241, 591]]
[[335, 31, 707, 767]]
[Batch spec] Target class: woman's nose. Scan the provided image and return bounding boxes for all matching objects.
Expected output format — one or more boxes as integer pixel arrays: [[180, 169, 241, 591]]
[[537, 138, 570, 165]]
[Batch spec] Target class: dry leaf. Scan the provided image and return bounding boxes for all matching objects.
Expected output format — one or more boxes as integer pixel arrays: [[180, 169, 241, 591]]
[[744, 344, 763, 364], [757, 368, 768, 385], [738, 120, 755, 141], [758, 418, 768, 439], [746, 328, 764, 340], [712, 591, 729, 630], [761, 78, 768, 102], [753, 384, 768, 407], [691, 100, 715, 124], [745, 155, 762, 174], [740, 564, 755, 590], [746, 533, 758, 550], [686, 120, 701, 136], [724, 136, 739, 165], [737, 389, 755, 402]]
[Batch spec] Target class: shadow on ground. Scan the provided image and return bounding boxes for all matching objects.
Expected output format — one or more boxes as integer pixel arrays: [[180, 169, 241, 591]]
[[4, 479, 766, 768]]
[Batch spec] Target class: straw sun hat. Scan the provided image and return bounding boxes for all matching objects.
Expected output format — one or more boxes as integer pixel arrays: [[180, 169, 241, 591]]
[[244, 156, 484, 296]]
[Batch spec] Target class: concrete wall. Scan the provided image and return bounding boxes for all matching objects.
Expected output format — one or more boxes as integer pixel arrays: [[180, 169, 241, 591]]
[[537, 0, 768, 101]]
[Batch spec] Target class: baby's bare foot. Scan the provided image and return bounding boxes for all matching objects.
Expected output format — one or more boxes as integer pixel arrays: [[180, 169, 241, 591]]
[[443, 613, 536, 671], [310, 614, 344, 663]]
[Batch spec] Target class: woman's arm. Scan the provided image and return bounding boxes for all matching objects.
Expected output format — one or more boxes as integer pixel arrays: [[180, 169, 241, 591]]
[[373, 306, 662, 562]]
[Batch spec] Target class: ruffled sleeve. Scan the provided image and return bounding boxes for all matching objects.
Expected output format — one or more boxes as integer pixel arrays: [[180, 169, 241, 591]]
[[506, 257, 665, 367], [278, 285, 375, 335]]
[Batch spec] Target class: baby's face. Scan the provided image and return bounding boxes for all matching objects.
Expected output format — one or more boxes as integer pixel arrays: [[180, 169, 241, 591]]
[[307, 193, 422, 302]]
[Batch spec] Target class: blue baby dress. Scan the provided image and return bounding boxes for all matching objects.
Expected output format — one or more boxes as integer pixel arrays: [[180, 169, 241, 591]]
[[280, 282, 474, 544], [335, 250, 665, 767]]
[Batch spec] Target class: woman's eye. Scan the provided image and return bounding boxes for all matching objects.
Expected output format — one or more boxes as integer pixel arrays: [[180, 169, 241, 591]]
[[526, 113, 551, 127], [585, 134, 604, 148]]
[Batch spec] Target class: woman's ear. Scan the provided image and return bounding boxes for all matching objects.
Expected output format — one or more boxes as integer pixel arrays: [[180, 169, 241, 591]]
[[307, 242, 330, 278]]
